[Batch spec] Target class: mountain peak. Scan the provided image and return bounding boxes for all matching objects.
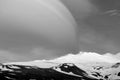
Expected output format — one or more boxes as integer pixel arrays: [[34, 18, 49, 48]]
[[50, 52, 119, 63]]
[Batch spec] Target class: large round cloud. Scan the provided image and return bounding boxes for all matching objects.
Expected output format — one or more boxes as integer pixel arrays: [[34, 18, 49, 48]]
[[0, 0, 78, 53]]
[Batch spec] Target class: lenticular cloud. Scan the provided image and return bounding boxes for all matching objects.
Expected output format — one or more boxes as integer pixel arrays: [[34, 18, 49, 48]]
[[50, 52, 120, 63]]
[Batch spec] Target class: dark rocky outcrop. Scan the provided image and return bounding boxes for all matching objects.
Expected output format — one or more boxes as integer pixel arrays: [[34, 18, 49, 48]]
[[118, 72, 120, 76], [0, 63, 98, 80], [111, 63, 120, 68]]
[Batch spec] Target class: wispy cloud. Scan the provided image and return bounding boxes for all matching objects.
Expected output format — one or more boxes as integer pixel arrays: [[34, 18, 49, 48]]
[[103, 9, 120, 16]]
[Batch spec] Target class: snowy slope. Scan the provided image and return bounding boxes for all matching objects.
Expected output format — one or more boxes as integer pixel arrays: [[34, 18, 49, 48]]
[[2, 52, 120, 80]]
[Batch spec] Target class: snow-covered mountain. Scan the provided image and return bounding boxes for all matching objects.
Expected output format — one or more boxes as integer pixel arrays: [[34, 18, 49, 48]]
[[1, 52, 120, 80], [50, 52, 120, 63]]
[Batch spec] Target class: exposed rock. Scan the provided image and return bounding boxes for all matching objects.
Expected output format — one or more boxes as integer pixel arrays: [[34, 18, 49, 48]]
[[111, 63, 120, 68], [0, 63, 98, 80]]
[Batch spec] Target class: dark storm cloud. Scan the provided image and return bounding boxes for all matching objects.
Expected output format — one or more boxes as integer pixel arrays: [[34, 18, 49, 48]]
[[90, 0, 120, 11], [84, 0, 120, 53], [61, 0, 98, 20], [61, 0, 120, 54], [0, 48, 68, 63]]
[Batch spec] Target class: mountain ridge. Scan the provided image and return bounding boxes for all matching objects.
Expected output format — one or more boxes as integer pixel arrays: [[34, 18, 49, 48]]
[[0, 63, 98, 80], [2, 52, 120, 80]]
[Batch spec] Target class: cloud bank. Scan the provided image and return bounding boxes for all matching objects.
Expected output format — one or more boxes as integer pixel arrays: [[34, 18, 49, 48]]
[[0, 47, 68, 63]]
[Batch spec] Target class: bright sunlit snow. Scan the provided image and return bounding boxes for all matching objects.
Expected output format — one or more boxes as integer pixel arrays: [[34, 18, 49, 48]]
[[50, 52, 120, 63]]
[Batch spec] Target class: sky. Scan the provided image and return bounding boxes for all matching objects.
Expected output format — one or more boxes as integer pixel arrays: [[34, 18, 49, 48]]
[[0, 0, 120, 62], [61, 0, 120, 54]]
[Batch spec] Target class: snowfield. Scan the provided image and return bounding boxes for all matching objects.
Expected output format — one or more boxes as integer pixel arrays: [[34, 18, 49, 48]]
[[2, 52, 120, 80]]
